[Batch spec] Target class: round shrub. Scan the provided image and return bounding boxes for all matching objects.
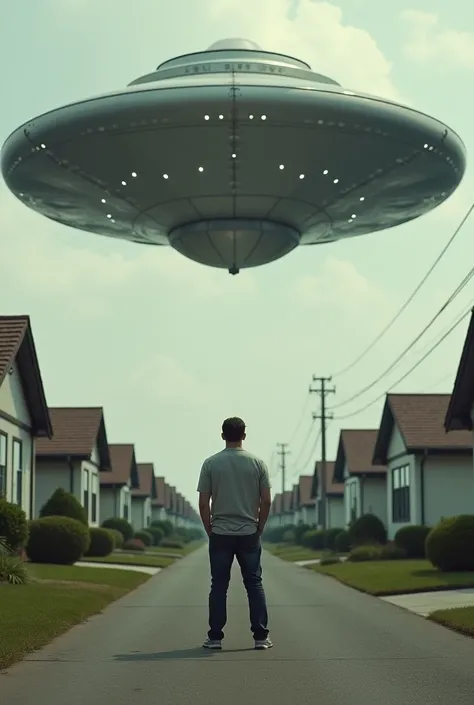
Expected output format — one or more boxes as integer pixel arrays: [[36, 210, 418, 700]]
[[426, 515, 474, 572], [123, 538, 145, 551], [262, 525, 294, 543], [27, 516, 90, 565], [380, 544, 406, 560], [335, 529, 351, 553], [349, 513, 387, 547], [160, 538, 184, 549], [151, 519, 174, 537], [147, 526, 164, 546], [394, 525, 431, 558], [302, 529, 326, 550], [282, 529, 296, 543], [325, 528, 345, 551], [85, 527, 115, 557], [347, 545, 383, 562], [134, 530, 153, 547], [294, 523, 311, 545], [101, 517, 133, 541], [320, 553, 341, 566], [107, 528, 124, 549], [39, 488, 87, 525], [0, 498, 29, 550]]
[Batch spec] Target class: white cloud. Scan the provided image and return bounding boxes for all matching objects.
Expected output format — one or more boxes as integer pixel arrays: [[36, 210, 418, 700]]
[[401, 9, 474, 69], [128, 354, 215, 406]]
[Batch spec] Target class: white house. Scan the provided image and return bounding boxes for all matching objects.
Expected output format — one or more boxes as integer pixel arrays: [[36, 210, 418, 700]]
[[131, 462, 156, 531], [36, 407, 111, 526], [373, 393, 472, 539], [151, 475, 167, 523], [100, 444, 139, 522], [0, 315, 52, 519], [334, 429, 387, 529], [314, 461, 345, 529]]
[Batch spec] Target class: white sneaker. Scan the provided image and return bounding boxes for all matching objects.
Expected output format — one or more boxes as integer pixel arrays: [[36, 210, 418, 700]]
[[254, 637, 273, 650], [202, 638, 222, 650]]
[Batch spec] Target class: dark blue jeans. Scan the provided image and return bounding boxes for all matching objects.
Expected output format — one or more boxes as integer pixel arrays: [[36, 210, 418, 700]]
[[208, 531, 269, 641]]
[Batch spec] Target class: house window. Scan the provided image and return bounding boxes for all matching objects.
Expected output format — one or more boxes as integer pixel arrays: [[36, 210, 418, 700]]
[[91, 474, 97, 523], [0, 433, 7, 499], [13, 439, 22, 506], [123, 502, 129, 520], [83, 469, 89, 520], [392, 464, 410, 523]]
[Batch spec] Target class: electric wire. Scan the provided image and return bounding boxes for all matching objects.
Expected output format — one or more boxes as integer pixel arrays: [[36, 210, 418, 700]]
[[332, 202, 474, 379]]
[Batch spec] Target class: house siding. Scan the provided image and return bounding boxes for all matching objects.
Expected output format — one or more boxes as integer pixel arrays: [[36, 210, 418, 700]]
[[0, 362, 34, 518], [344, 476, 361, 526], [35, 458, 82, 518], [327, 497, 344, 529], [100, 487, 120, 522], [80, 459, 100, 526], [132, 497, 151, 531], [361, 476, 387, 525], [422, 455, 473, 526], [151, 505, 166, 523]]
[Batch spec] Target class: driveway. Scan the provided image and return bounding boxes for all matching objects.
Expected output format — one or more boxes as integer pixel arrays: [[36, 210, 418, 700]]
[[2, 546, 474, 704]]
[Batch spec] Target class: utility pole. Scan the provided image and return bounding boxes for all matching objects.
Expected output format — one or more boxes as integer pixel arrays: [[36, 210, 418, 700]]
[[277, 442, 290, 525], [309, 376, 335, 532]]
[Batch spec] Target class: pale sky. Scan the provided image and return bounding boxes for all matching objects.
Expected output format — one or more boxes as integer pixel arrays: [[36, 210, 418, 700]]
[[1, 0, 474, 506]]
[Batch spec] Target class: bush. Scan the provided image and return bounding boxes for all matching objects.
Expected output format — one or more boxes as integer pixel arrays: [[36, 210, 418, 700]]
[[426, 515, 474, 572], [381, 544, 406, 560], [101, 517, 133, 541], [320, 551, 341, 566], [39, 488, 87, 526], [335, 529, 351, 553], [27, 516, 90, 565], [348, 543, 406, 562], [147, 526, 164, 546], [282, 529, 296, 543], [123, 538, 145, 551], [0, 537, 29, 584], [161, 538, 185, 549], [107, 528, 124, 549], [302, 529, 326, 550], [348, 513, 387, 547], [294, 523, 311, 545], [85, 527, 115, 557], [134, 530, 153, 546], [262, 525, 294, 543], [0, 498, 29, 550], [151, 519, 174, 537], [325, 528, 345, 551], [394, 524, 431, 558]]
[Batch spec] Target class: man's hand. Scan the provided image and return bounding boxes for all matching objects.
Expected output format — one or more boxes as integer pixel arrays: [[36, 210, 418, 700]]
[[205, 525, 212, 537]]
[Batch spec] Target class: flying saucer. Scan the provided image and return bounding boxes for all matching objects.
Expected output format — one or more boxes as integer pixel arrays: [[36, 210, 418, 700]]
[[1, 38, 466, 274]]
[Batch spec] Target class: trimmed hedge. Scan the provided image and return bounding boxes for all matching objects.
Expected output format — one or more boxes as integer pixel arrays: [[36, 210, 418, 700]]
[[347, 544, 406, 562], [101, 517, 133, 541], [0, 498, 29, 550], [161, 538, 184, 549], [147, 526, 165, 546], [107, 528, 124, 549], [335, 529, 351, 553], [348, 513, 387, 547], [150, 519, 173, 537], [134, 530, 153, 547], [325, 528, 345, 551], [27, 516, 90, 564], [85, 527, 115, 557], [394, 524, 431, 558], [302, 529, 326, 550], [39, 488, 88, 526], [123, 538, 145, 551], [426, 515, 474, 572], [294, 523, 312, 545]]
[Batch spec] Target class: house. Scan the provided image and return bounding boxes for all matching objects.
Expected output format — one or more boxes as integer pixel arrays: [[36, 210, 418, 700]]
[[334, 429, 387, 528], [267, 492, 283, 527], [314, 461, 345, 529], [374, 394, 472, 539], [131, 463, 157, 531], [296, 475, 317, 526], [100, 443, 139, 522], [36, 407, 111, 525], [0, 315, 52, 519], [175, 492, 184, 526], [164, 482, 173, 522], [151, 475, 167, 523], [291, 482, 301, 523], [168, 485, 177, 524], [282, 490, 293, 524], [445, 309, 474, 435]]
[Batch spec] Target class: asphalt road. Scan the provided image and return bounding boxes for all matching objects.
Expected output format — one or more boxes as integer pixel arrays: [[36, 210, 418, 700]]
[[3, 546, 474, 704]]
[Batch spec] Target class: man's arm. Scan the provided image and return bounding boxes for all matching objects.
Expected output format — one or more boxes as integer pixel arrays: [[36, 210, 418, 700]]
[[197, 462, 212, 537], [257, 462, 272, 535]]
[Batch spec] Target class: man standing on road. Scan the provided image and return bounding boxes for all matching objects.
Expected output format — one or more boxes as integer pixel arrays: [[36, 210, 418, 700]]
[[197, 417, 273, 651]]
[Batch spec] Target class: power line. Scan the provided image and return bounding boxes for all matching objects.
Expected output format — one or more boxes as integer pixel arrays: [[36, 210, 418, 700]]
[[288, 420, 315, 472], [333, 304, 471, 421], [330, 259, 474, 411], [290, 427, 322, 478], [310, 376, 335, 531], [286, 393, 311, 446], [332, 202, 474, 378]]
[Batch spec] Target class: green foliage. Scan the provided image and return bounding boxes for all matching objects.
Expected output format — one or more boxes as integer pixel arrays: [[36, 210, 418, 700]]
[[107, 528, 124, 549], [394, 525, 431, 558], [426, 515, 474, 572], [0, 499, 29, 550], [161, 538, 185, 549], [262, 525, 295, 543], [348, 543, 406, 562], [134, 530, 153, 546], [0, 537, 29, 584], [39, 488, 87, 526], [282, 529, 296, 543], [123, 538, 145, 551], [150, 519, 173, 536], [27, 516, 90, 565], [147, 526, 164, 546], [85, 527, 115, 557], [302, 529, 326, 550], [325, 528, 345, 551], [101, 517, 133, 541], [348, 513, 387, 547], [381, 544, 407, 560], [294, 523, 312, 545], [319, 552, 341, 566], [335, 529, 351, 553]]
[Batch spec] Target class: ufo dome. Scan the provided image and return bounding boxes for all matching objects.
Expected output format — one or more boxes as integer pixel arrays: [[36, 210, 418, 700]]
[[1, 39, 466, 274]]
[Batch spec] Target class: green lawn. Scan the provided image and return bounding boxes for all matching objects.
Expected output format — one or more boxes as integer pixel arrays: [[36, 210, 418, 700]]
[[311, 559, 474, 596], [429, 606, 474, 638], [80, 552, 176, 568], [0, 564, 150, 670], [264, 543, 323, 562], [147, 539, 205, 556]]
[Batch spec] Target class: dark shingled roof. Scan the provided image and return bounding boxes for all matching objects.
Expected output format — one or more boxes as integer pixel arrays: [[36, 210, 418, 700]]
[[299, 475, 316, 506], [335, 429, 386, 482], [445, 309, 474, 432], [0, 315, 51, 437], [36, 407, 110, 470], [100, 444, 139, 488], [314, 461, 344, 496], [373, 394, 471, 464], [153, 476, 166, 507], [133, 463, 157, 499]]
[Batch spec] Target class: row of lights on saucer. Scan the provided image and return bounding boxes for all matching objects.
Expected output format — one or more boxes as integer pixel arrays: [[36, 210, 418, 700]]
[[204, 113, 267, 121]]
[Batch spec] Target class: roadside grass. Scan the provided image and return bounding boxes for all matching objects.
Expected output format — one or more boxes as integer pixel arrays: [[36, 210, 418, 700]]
[[80, 552, 175, 568], [429, 606, 474, 638], [311, 559, 474, 596], [147, 539, 205, 556], [0, 564, 150, 670], [264, 543, 323, 561]]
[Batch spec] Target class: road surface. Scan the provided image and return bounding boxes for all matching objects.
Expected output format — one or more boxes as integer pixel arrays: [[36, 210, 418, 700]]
[[2, 546, 474, 704]]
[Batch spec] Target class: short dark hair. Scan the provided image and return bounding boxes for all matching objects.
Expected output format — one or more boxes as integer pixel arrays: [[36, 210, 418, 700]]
[[222, 417, 246, 442]]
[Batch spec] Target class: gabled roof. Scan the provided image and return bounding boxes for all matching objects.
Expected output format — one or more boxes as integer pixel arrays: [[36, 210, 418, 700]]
[[334, 429, 386, 482], [100, 443, 139, 488], [153, 476, 166, 507], [0, 315, 52, 438], [299, 474, 316, 506], [373, 394, 471, 465], [314, 461, 343, 497], [132, 463, 157, 499], [445, 310, 474, 431], [36, 407, 110, 469]]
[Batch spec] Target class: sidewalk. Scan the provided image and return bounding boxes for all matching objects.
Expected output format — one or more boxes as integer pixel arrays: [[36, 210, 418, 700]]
[[382, 588, 474, 616]]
